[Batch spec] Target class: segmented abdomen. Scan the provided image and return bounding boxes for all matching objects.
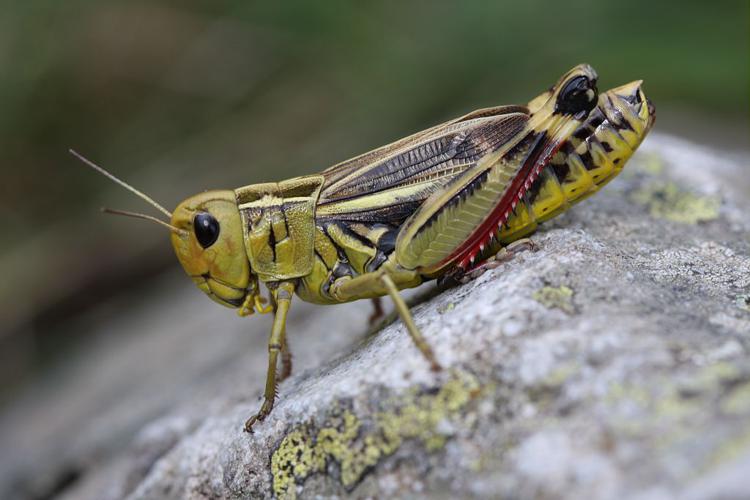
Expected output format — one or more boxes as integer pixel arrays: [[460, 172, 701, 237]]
[[493, 110, 640, 245]]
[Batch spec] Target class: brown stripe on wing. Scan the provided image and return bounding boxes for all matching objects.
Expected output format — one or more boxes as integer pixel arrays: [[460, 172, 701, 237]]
[[317, 113, 530, 230], [320, 110, 529, 203], [321, 114, 529, 204], [320, 105, 529, 187]]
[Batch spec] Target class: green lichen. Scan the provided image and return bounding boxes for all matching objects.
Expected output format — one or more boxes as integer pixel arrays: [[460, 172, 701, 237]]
[[438, 302, 455, 314], [637, 152, 666, 176], [532, 285, 575, 314], [735, 294, 750, 313], [696, 367, 750, 473], [698, 361, 741, 384], [621, 152, 664, 182], [721, 381, 750, 415], [270, 427, 321, 497], [527, 363, 580, 408], [271, 371, 480, 499], [542, 363, 579, 389], [707, 426, 750, 470], [640, 153, 665, 176], [605, 362, 750, 444], [631, 181, 720, 224]]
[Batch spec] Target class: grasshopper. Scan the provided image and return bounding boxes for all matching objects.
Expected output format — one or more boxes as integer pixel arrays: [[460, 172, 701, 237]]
[[74, 64, 654, 432]]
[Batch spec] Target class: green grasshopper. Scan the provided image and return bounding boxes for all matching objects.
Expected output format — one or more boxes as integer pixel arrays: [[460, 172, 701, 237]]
[[73, 64, 654, 432]]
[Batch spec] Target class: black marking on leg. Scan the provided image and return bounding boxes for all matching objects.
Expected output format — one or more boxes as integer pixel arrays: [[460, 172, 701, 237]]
[[268, 222, 277, 262]]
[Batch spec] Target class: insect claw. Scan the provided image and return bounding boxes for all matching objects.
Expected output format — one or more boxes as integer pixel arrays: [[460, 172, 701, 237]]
[[238, 294, 256, 317], [255, 295, 273, 314]]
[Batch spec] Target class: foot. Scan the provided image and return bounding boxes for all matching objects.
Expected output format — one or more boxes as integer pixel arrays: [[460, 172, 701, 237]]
[[459, 238, 539, 283], [244, 399, 274, 433]]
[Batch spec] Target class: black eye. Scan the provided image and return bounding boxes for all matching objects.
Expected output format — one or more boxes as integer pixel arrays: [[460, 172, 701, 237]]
[[556, 76, 598, 117], [194, 212, 220, 248]]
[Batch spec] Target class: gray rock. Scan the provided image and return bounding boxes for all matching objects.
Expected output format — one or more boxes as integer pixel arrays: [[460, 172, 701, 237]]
[[1, 132, 749, 500]]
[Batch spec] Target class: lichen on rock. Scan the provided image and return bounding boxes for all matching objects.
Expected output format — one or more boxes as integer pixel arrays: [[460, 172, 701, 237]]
[[271, 371, 480, 499], [532, 285, 575, 314], [631, 180, 721, 224]]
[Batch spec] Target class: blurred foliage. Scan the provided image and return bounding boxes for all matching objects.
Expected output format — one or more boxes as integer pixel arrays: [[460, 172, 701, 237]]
[[2, 0, 747, 241], [0, 1, 747, 382]]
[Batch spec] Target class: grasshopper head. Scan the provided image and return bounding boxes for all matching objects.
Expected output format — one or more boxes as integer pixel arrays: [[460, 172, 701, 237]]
[[170, 190, 253, 309], [70, 150, 267, 314]]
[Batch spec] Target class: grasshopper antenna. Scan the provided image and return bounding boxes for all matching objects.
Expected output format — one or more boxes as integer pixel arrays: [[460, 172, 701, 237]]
[[100, 208, 187, 236], [69, 149, 173, 218]]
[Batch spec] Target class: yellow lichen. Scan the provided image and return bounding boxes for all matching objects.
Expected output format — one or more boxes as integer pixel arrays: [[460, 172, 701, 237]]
[[438, 302, 455, 314], [637, 153, 665, 176], [630, 181, 720, 224], [270, 427, 322, 499], [541, 363, 579, 389], [721, 381, 750, 415], [735, 294, 750, 313], [271, 371, 480, 499], [696, 361, 741, 387], [706, 426, 750, 470], [604, 362, 750, 446], [621, 152, 663, 182], [532, 285, 575, 314]]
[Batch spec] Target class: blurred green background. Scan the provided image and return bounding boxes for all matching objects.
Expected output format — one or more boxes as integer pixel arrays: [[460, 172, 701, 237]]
[[0, 1, 747, 398]]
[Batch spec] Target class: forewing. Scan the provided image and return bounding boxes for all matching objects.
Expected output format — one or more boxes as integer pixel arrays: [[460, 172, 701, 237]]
[[316, 106, 530, 226]]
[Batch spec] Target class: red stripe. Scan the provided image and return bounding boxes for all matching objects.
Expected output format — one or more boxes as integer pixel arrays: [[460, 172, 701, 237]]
[[430, 132, 564, 273]]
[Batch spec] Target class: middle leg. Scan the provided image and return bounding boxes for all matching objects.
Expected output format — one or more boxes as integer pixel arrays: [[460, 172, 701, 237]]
[[368, 297, 385, 326]]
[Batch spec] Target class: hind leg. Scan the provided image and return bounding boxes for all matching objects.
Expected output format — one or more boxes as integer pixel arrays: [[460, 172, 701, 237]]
[[330, 264, 440, 370]]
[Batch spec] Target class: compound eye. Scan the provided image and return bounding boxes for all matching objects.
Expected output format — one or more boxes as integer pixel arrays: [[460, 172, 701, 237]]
[[193, 212, 220, 248], [556, 75, 598, 117]]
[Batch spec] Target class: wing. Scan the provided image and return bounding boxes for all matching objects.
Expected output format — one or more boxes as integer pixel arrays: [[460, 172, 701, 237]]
[[316, 105, 530, 226]]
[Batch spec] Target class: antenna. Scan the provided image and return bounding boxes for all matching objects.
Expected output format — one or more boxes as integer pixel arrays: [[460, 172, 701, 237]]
[[101, 208, 187, 236], [69, 149, 173, 218]]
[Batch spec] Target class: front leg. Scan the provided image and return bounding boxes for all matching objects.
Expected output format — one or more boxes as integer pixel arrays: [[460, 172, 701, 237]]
[[244, 281, 295, 433]]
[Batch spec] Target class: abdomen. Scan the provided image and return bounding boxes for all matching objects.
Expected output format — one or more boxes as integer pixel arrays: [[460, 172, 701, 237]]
[[496, 107, 642, 244]]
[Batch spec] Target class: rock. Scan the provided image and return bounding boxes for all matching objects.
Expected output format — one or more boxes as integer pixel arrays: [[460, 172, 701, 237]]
[[1, 132, 749, 499]]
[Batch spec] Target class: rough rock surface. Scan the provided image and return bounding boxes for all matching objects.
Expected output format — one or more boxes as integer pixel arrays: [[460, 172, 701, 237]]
[[2, 133, 749, 500]]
